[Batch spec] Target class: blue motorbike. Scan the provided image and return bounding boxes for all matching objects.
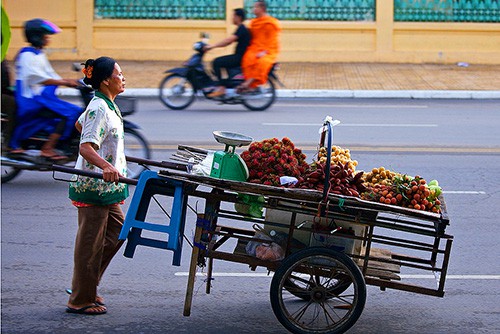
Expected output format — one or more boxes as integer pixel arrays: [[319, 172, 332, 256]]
[[1, 63, 151, 183]]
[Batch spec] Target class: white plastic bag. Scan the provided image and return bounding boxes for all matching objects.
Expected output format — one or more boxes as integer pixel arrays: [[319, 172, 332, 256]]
[[192, 152, 214, 176]]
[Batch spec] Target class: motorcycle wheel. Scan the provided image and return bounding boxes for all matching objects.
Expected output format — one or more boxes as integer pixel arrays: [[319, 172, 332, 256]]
[[1, 111, 22, 184], [124, 128, 151, 179], [159, 74, 195, 110], [1, 165, 21, 184], [241, 80, 276, 111]]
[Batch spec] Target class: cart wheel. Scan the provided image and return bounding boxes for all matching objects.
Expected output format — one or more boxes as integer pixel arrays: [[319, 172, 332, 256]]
[[270, 247, 366, 334], [284, 272, 352, 300]]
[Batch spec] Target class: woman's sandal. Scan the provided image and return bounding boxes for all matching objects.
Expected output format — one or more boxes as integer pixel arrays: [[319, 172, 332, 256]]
[[66, 304, 107, 315]]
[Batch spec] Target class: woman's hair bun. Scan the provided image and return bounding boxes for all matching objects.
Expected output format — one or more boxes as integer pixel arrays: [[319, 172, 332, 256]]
[[82, 58, 95, 86], [81, 57, 116, 90]]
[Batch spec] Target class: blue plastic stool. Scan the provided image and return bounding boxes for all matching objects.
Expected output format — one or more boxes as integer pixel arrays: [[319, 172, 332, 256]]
[[119, 170, 188, 266]]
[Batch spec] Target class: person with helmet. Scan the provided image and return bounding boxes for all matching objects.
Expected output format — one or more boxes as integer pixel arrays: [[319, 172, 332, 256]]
[[10, 18, 81, 160]]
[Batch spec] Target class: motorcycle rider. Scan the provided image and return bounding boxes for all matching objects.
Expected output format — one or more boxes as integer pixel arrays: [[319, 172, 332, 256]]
[[10, 18, 81, 161], [203, 8, 250, 98]]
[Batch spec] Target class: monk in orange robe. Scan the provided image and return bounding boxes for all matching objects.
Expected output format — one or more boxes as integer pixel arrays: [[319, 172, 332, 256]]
[[239, 1, 281, 91]]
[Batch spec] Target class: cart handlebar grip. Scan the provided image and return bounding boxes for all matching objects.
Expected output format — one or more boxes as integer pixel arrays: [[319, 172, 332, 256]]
[[51, 164, 139, 185]]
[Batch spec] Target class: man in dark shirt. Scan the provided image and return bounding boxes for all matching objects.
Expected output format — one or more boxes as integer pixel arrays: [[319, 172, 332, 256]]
[[204, 8, 250, 97]]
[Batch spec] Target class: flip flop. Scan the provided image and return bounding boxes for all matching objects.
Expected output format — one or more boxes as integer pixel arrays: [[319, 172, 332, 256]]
[[66, 288, 106, 306], [66, 304, 107, 315]]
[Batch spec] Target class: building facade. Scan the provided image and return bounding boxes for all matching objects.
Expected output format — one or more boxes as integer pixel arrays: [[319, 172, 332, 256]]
[[3, 0, 500, 64]]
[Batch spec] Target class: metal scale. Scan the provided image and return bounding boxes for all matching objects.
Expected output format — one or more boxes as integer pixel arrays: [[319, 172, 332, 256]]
[[210, 131, 252, 182]]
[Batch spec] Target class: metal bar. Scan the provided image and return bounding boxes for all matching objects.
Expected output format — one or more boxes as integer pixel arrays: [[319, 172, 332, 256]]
[[183, 215, 204, 317], [207, 250, 279, 271], [365, 277, 444, 297], [285, 212, 297, 257], [372, 220, 440, 237], [370, 237, 445, 254], [206, 256, 214, 294], [212, 235, 230, 251], [371, 233, 437, 249], [126, 155, 187, 171], [51, 164, 138, 185], [391, 253, 433, 265], [353, 254, 441, 272], [361, 225, 375, 275], [177, 145, 210, 155], [430, 236, 441, 265], [438, 238, 453, 293], [376, 215, 439, 232]]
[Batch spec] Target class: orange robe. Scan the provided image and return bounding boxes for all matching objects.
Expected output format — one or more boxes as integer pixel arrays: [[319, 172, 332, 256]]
[[241, 15, 281, 88]]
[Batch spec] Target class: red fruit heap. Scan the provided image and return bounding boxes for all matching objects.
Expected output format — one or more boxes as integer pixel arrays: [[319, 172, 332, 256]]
[[295, 161, 366, 198], [240, 137, 308, 186]]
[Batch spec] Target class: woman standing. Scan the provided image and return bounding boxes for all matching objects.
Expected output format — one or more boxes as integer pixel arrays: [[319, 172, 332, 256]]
[[66, 57, 128, 315]]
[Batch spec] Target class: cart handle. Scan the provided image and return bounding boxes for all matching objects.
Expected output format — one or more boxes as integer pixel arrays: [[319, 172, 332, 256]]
[[51, 164, 139, 185], [126, 155, 187, 171], [319, 117, 341, 216]]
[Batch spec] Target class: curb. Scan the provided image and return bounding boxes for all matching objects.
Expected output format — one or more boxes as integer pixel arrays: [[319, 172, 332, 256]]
[[58, 88, 500, 99]]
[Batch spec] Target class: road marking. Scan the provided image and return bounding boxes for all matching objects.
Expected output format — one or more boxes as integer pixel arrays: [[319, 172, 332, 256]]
[[276, 103, 429, 109], [443, 191, 486, 194], [175, 272, 500, 280], [261, 123, 438, 127], [401, 275, 500, 280], [175, 272, 271, 277]]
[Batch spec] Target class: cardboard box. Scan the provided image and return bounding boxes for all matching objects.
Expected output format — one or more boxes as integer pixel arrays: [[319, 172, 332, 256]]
[[264, 208, 367, 256]]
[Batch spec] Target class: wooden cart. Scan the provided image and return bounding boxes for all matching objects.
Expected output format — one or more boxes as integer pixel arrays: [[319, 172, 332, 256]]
[[55, 122, 453, 334]]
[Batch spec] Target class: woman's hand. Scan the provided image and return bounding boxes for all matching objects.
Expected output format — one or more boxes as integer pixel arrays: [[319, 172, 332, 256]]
[[79, 143, 123, 184], [102, 164, 121, 184]]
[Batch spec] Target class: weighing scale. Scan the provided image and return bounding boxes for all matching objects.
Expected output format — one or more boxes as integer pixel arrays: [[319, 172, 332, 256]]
[[210, 131, 252, 182]]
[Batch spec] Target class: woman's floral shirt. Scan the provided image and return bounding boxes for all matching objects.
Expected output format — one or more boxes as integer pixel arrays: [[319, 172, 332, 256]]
[[69, 92, 128, 205]]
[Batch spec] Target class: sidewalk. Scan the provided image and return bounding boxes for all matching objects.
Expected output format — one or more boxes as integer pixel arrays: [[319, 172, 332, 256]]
[[51, 61, 500, 98]]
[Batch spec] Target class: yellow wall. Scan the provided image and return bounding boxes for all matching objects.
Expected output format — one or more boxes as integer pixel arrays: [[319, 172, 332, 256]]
[[3, 0, 500, 64]]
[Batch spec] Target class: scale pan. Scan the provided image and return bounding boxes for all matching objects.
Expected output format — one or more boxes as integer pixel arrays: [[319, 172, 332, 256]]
[[213, 131, 253, 147]]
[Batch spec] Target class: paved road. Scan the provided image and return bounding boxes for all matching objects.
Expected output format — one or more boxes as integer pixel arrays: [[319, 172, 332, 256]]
[[2, 98, 500, 333], [121, 98, 500, 150]]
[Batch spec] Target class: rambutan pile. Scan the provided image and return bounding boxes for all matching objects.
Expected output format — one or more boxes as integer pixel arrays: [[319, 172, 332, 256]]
[[240, 137, 308, 186]]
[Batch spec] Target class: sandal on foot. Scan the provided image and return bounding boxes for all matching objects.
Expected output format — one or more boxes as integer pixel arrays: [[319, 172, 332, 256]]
[[66, 304, 107, 315]]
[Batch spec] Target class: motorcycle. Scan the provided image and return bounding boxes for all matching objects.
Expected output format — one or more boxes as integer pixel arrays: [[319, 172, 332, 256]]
[[1, 63, 151, 184], [159, 33, 284, 112]]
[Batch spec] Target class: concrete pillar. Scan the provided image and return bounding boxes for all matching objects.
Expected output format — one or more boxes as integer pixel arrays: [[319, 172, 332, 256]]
[[76, 0, 94, 59], [226, 0, 245, 34], [375, 0, 394, 60]]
